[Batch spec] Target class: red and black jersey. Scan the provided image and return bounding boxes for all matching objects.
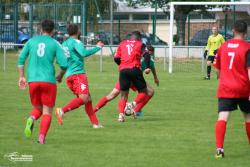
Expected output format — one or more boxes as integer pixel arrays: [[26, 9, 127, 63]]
[[214, 38, 250, 98], [114, 39, 143, 71]]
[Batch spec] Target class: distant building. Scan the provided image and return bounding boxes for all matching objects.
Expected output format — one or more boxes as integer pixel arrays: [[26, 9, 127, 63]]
[[96, 0, 250, 44]]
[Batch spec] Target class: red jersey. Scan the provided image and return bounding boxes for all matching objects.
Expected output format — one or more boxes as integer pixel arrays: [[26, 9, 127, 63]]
[[214, 39, 250, 98], [115, 39, 143, 71]]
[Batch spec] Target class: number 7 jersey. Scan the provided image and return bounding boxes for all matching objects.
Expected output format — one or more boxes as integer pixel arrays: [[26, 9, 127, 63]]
[[214, 39, 250, 98]]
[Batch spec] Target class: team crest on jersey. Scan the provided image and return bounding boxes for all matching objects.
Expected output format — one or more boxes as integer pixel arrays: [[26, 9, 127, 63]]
[[81, 84, 86, 90]]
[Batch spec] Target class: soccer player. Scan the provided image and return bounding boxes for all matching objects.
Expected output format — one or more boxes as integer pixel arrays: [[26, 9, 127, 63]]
[[114, 31, 151, 122], [204, 26, 225, 80], [18, 19, 68, 144], [213, 20, 250, 159], [55, 24, 104, 128], [94, 45, 159, 116]]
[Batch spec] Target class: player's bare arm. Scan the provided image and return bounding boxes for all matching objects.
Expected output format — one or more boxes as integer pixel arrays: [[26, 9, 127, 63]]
[[56, 70, 66, 83], [151, 67, 159, 86], [18, 67, 27, 90], [143, 50, 151, 74], [97, 41, 104, 48]]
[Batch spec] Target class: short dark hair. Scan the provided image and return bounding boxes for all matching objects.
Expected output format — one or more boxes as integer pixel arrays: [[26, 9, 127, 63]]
[[67, 24, 79, 36], [41, 19, 54, 33], [131, 31, 141, 40], [233, 20, 247, 34], [147, 45, 154, 52]]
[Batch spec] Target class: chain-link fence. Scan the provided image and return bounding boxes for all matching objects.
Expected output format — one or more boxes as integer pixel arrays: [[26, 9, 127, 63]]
[[169, 2, 250, 74], [1, 2, 87, 47], [1, 1, 250, 74]]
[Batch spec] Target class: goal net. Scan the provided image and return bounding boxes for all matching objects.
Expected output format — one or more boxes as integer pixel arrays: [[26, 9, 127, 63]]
[[167, 1, 250, 74]]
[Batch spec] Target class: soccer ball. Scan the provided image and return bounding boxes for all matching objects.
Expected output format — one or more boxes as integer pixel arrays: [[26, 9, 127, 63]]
[[124, 103, 132, 116]]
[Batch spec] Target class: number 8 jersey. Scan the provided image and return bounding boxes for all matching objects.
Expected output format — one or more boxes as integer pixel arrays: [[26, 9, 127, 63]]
[[214, 39, 250, 98], [18, 35, 68, 83]]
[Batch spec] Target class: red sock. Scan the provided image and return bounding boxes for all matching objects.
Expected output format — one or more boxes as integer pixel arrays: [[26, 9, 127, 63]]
[[245, 122, 250, 144], [93, 97, 109, 112], [118, 98, 127, 114], [40, 114, 51, 137], [85, 100, 99, 125], [62, 98, 84, 113], [134, 92, 147, 104], [30, 108, 42, 120], [135, 95, 152, 112], [215, 120, 227, 149]]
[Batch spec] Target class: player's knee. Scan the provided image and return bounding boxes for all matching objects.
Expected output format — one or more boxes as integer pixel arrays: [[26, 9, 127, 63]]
[[218, 112, 230, 122], [147, 88, 154, 97], [78, 94, 88, 104], [33, 105, 42, 111], [244, 113, 250, 122], [42, 105, 53, 114], [107, 90, 120, 100], [120, 94, 128, 100], [83, 97, 89, 104], [42, 108, 52, 115], [87, 95, 92, 102]]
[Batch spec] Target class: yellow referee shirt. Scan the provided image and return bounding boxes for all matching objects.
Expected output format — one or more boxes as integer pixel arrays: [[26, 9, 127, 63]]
[[205, 34, 225, 56]]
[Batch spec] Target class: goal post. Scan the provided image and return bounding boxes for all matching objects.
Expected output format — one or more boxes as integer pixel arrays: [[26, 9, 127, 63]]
[[168, 1, 250, 73]]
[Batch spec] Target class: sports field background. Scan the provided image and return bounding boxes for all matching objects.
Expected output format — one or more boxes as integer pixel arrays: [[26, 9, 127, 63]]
[[0, 52, 249, 167]]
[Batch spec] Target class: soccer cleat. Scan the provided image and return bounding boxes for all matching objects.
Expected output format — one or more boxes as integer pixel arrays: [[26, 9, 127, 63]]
[[130, 102, 137, 119], [215, 149, 225, 159], [131, 110, 137, 119], [136, 111, 144, 117], [204, 76, 210, 80], [93, 124, 104, 129], [55, 108, 63, 125], [118, 113, 125, 122], [24, 117, 34, 138], [38, 134, 45, 144]]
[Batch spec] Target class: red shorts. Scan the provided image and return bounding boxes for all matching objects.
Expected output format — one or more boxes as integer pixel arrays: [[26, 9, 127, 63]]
[[66, 74, 89, 95], [29, 82, 57, 107], [114, 81, 137, 92]]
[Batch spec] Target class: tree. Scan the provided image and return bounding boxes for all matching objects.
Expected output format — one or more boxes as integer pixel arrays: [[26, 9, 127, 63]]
[[130, 0, 230, 45], [2, 0, 109, 32]]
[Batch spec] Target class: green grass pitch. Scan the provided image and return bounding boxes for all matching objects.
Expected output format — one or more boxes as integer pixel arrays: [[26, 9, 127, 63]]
[[0, 51, 249, 167]]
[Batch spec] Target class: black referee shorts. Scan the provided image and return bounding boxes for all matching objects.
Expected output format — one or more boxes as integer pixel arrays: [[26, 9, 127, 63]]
[[207, 56, 215, 63], [119, 67, 147, 92], [218, 98, 250, 113]]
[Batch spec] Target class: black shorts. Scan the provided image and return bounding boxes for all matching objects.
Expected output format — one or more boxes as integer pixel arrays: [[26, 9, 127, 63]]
[[207, 56, 215, 63], [218, 98, 250, 113], [119, 67, 147, 92]]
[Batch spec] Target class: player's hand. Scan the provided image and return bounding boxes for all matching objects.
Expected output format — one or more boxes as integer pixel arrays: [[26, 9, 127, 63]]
[[56, 74, 63, 83], [203, 50, 208, 59], [18, 77, 27, 90], [144, 68, 151, 74], [154, 78, 159, 86], [97, 41, 104, 48], [213, 49, 218, 55]]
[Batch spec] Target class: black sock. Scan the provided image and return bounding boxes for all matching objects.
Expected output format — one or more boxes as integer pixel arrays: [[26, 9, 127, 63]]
[[207, 66, 211, 77]]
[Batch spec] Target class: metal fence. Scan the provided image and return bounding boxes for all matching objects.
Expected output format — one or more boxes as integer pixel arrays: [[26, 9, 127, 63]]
[[3, 1, 235, 74], [0, 2, 87, 47], [0, 43, 206, 74]]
